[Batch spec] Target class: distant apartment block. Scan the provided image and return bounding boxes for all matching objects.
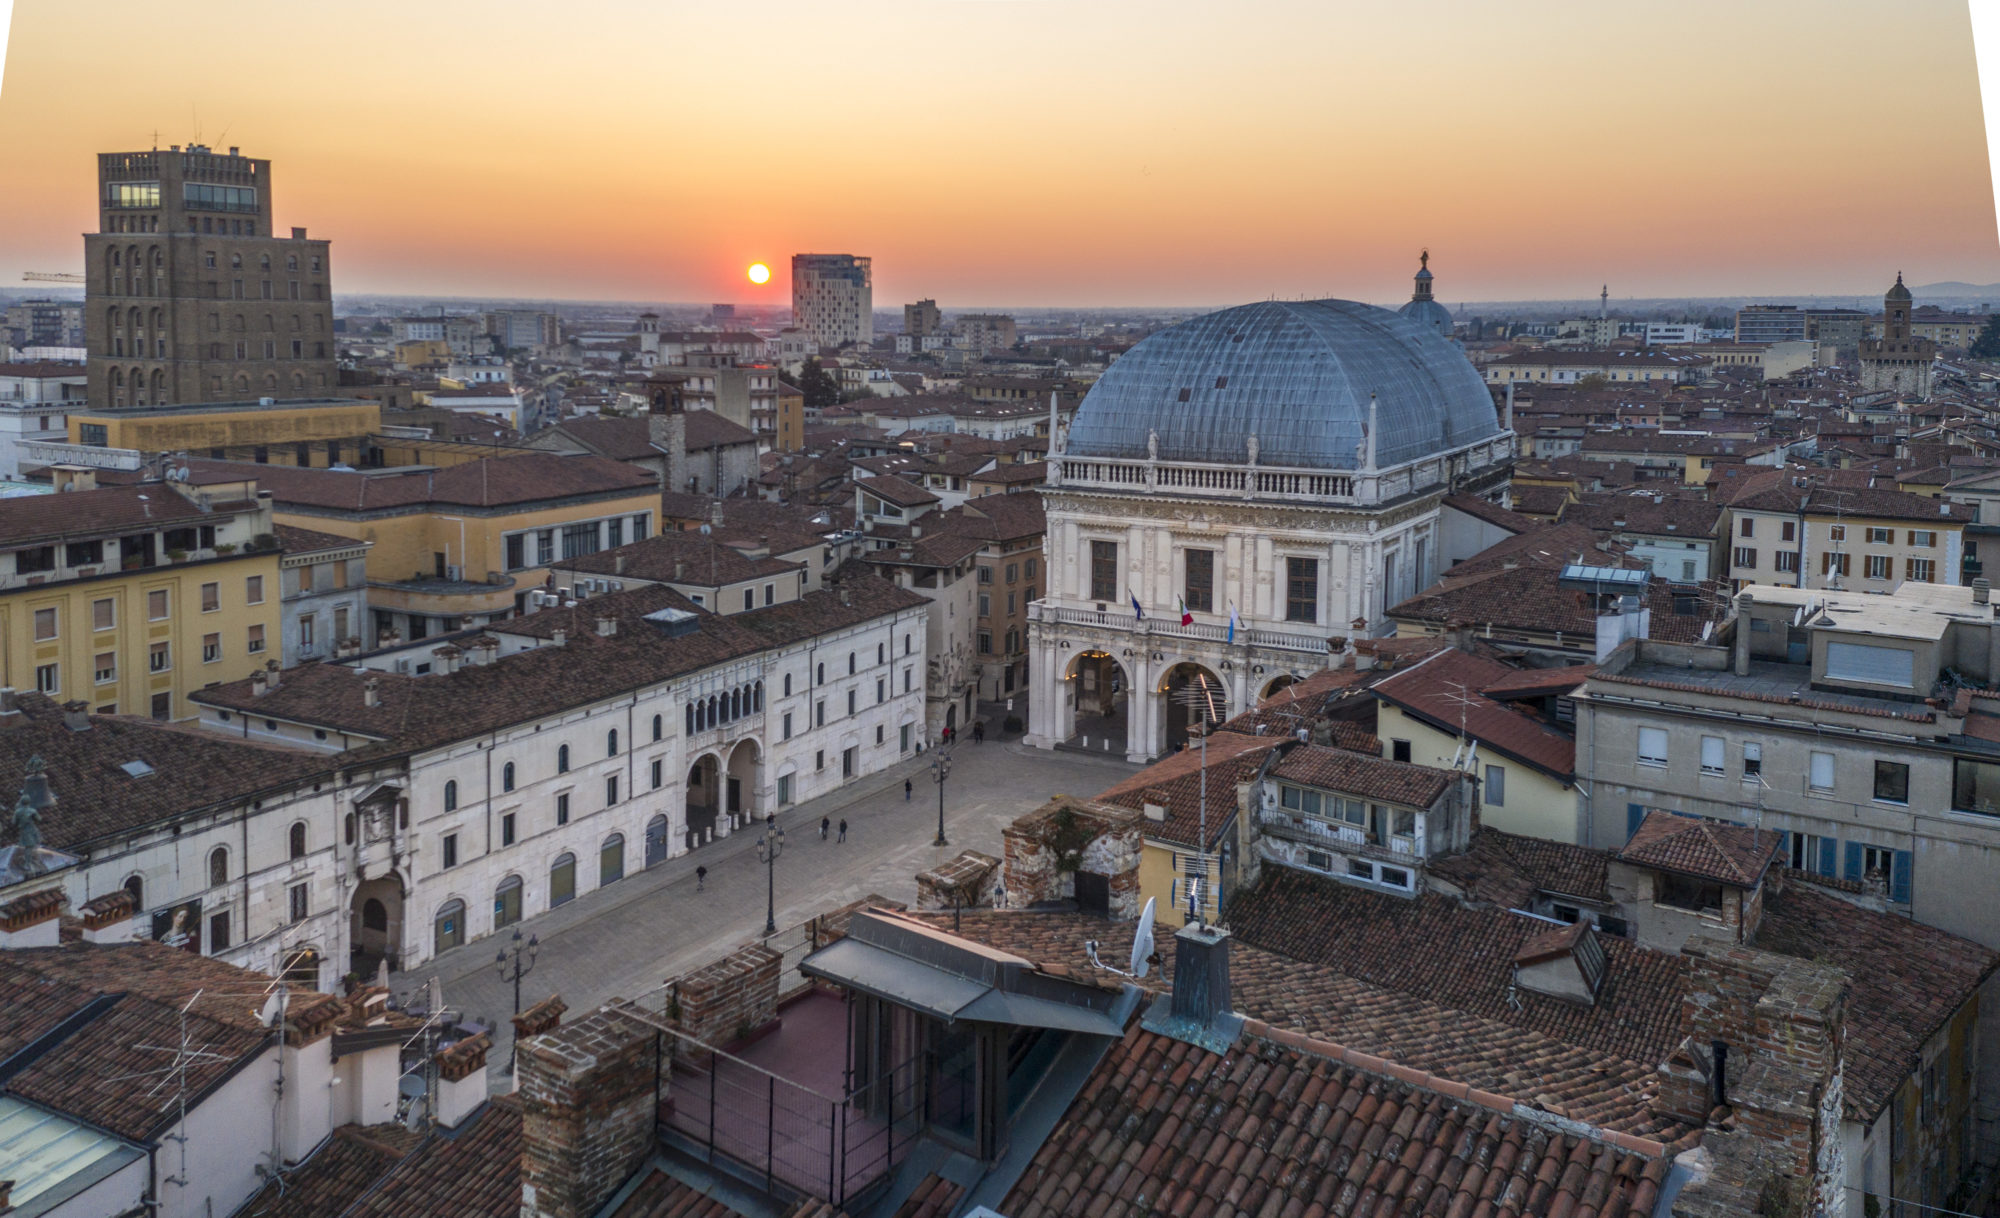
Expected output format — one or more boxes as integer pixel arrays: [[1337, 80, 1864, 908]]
[[791, 254, 873, 348]]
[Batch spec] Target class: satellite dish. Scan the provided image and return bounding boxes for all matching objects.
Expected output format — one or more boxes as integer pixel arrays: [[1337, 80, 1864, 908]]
[[1130, 897, 1157, 978], [257, 991, 284, 1026]]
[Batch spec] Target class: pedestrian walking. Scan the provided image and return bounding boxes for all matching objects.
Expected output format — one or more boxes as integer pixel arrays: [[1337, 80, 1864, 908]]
[[695, 865, 707, 891], [973, 722, 984, 744], [904, 779, 913, 801], [837, 818, 848, 843], [820, 816, 830, 840]]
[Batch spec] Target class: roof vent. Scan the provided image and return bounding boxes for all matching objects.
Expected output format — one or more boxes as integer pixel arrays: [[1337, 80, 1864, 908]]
[[120, 760, 155, 779], [62, 701, 90, 732]]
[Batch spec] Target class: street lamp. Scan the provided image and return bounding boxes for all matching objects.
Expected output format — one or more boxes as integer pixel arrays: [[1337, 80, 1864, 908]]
[[930, 748, 952, 848], [757, 813, 786, 936], [494, 928, 539, 1073]]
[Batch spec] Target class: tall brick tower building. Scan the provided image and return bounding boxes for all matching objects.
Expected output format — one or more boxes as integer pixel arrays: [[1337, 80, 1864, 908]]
[[84, 146, 337, 411], [1857, 272, 1934, 398]]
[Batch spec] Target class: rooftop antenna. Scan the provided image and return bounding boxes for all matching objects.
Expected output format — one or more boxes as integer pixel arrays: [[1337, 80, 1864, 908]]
[[1171, 673, 1226, 926], [1085, 896, 1158, 978], [106, 989, 235, 1196]]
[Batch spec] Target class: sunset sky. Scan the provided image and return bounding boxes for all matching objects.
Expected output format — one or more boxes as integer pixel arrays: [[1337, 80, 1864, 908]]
[[2, 0, 1997, 307]]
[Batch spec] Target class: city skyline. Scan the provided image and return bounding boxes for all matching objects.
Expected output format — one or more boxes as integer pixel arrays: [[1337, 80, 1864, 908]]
[[2, 0, 1997, 306]]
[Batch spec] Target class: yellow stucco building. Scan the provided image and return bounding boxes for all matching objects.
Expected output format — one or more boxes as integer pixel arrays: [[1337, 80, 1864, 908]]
[[0, 471, 283, 721], [69, 397, 381, 457]]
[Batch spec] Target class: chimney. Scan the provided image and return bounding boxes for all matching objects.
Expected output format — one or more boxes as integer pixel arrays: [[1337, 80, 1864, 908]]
[[1169, 923, 1232, 1028], [673, 560, 686, 581], [518, 1001, 655, 1218], [264, 659, 281, 691], [1733, 590, 1755, 676], [1141, 786, 1169, 823], [550, 629, 566, 648], [1976, 578, 1991, 606], [0, 688, 17, 716], [613, 553, 626, 575], [78, 891, 136, 944], [61, 700, 90, 732], [362, 677, 380, 709], [596, 617, 617, 637], [433, 1032, 491, 1129], [0, 888, 66, 951]]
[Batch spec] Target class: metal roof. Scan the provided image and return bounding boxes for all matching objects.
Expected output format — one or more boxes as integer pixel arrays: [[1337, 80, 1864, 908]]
[[1063, 299, 1500, 471]]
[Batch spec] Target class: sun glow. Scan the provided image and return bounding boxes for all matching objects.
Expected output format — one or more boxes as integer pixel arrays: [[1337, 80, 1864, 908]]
[[747, 262, 770, 285]]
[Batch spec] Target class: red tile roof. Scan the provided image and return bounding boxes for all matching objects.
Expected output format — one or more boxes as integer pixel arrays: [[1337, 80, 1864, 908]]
[[1268, 744, 1457, 808], [1618, 811, 1780, 887], [180, 453, 657, 512], [1370, 649, 1577, 778]]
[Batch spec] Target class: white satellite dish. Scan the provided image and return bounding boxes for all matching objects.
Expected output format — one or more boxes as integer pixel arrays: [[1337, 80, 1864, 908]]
[[1130, 897, 1157, 978], [257, 991, 284, 1027]]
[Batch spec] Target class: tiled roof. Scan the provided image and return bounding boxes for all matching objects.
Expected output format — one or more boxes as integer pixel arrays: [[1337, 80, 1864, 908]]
[[1094, 731, 1281, 849], [611, 1168, 747, 1217], [941, 491, 1045, 542], [1227, 866, 1688, 1066], [1731, 482, 1973, 524], [555, 531, 803, 587], [856, 475, 939, 508], [1370, 649, 1577, 778], [0, 483, 214, 547], [683, 410, 758, 451], [178, 453, 656, 512], [1479, 665, 1593, 699], [276, 522, 369, 555], [998, 1022, 1667, 1218], [0, 693, 334, 852], [1618, 811, 1780, 887], [545, 416, 662, 461], [1441, 492, 1538, 534], [342, 1096, 524, 1218], [1562, 494, 1722, 539], [1756, 879, 2000, 1122], [1428, 830, 1612, 909], [194, 575, 927, 758], [926, 909, 1684, 1138], [238, 1123, 423, 1218], [887, 1173, 964, 1218], [1268, 744, 1457, 807]]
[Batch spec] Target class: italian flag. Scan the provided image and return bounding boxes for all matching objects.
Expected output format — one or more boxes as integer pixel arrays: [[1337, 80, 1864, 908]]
[[1177, 596, 1194, 627]]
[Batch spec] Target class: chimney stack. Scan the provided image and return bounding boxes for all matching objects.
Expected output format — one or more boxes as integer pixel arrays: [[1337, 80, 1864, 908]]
[[264, 658, 281, 691], [1169, 923, 1233, 1029], [1975, 577, 1991, 606], [0, 687, 18, 716], [61, 700, 90, 732], [1733, 590, 1755, 676], [596, 617, 617, 637], [550, 629, 566, 648], [363, 677, 380, 709], [433, 1033, 492, 1129]]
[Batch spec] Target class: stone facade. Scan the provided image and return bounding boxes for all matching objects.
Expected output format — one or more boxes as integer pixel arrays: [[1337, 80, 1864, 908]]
[[914, 851, 1003, 912], [1001, 797, 1143, 918]]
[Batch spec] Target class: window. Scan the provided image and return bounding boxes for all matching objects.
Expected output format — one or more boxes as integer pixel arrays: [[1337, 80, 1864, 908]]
[[499, 811, 516, 846], [247, 624, 265, 654], [246, 575, 264, 604], [607, 729, 619, 756], [92, 599, 114, 631], [1026, 557, 1038, 578], [777, 774, 793, 806], [1874, 760, 1910, 804], [1868, 527, 1893, 544], [876, 724, 884, 745], [147, 589, 170, 620], [1821, 552, 1850, 578], [978, 593, 991, 617], [651, 758, 663, 790], [783, 674, 792, 697], [549, 853, 577, 907], [494, 877, 523, 928], [1658, 874, 1723, 913], [557, 744, 570, 773], [1184, 548, 1214, 613], [434, 900, 465, 953], [66, 540, 103, 567], [1638, 727, 1668, 767], [1733, 547, 1757, 570], [443, 780, 458, 812], [601, 834, 625, 885], [151, 693, 171, 721], [1866, 554, 1891, 580], [1089, 540, 1118, 602], [978, 566, 994, 585], [1780, 520, 1796, 542], [1909, 530, 1936, 548], [34, 664, 57, 695], [14, 546, 54, 574], [901, 723, 913, 752], [782, 712, 793, 740], [816, 750, 825, 772], [876, 678, 885, 703], [606, 775, 619, 806], [1740, 517, 1755, 538], [1390, 739, 1411, 763], [209, 911, 231, 951], [555, 792, 570, 825], [442, 833, 458, 868], [816, 701, 826, 727], [1829, 524, 1846, 542], [209, 847, 229, 887], [1484, 765, 1505, 806], [1809, 751, 1835, 792], [95, 652, 116, 683], [199, 582, 220, 612], [1700, 736, 1724, 776], [843, 746, 857, 778], [652, 713, 664, 741], [1908, 558, 1936, 583], [847, 690, 857, 716], [1742, 742, 1762, 778], [1775, 551, 1799, 573], [31, 607, 57, 642], [1285, 557, 1318, 622]]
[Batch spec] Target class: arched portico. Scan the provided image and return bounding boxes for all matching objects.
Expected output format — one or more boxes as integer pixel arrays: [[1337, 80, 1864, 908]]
[[1159, 661, 1229, 755], [349, 875, 405, 982], [725, 739, 761, 831], [686, 753, 722, 849], [1055, 649, 1130, 756]]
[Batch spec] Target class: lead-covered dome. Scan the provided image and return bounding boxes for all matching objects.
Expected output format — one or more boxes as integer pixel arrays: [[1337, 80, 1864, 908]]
[[1065, 299, 1499, 471]]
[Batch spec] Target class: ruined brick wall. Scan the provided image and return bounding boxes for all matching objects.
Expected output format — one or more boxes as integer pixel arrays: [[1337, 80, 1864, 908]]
[[914, 851, 1003, 911], [672, 943, 780, 1048], [1003, 822, 1057, 906], [519, 1001, 658, 1218], [1079, 824, 1143, 919], [1001, 796, 1142, 914]]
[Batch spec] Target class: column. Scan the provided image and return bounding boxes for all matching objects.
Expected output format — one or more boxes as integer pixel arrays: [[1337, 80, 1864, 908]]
[[1127, 653, 1153, 764]]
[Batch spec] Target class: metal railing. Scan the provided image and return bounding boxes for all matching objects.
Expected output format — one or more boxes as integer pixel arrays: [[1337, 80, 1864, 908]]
[[1029, 602, 1333, 656]]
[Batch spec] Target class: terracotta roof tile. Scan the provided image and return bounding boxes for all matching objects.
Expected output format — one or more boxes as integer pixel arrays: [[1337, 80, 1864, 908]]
[[1268, 744, 1457, 808], [1370, 650, 1577, 778], [611, 1168, 748, 1217], [1618, 811, 1780, 887]]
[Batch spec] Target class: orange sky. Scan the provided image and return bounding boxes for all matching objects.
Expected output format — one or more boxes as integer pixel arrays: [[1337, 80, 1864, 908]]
[[3, 0, 1997, 307]]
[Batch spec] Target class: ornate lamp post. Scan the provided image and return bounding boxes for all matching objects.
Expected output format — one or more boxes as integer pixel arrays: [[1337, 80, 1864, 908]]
[[494, 928, 538, 1072], [757, 813, 785, 936], [930, 748, 952, 848]]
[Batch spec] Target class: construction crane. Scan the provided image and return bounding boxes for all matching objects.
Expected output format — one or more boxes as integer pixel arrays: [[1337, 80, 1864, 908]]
[[22, 272, 85, 284]]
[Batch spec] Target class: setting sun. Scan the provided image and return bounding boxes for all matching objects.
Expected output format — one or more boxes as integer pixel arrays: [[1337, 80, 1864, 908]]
[[747, 262, 771, 285]]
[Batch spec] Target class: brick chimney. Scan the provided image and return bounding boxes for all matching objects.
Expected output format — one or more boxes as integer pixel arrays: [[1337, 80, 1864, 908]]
[[517, 1001, 658, 1218], [362, 677, 380, 709]]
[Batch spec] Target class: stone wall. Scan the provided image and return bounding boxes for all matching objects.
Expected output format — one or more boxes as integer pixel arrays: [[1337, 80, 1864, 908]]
[[671, 942, 780, 1049], [518, 1000, 659, 1218], [1001, 796, 1142, 918], [914, 851, 1003, 911]]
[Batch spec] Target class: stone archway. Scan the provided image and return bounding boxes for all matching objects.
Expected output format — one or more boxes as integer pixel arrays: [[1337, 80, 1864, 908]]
[[725, 739, 761, 832], [1160, 661, 1229, 754], [1260, 674, 1299, 701], [686, 754, 722, 850], [349, 875, 404, 982], [1059, 649, 1130, 753]]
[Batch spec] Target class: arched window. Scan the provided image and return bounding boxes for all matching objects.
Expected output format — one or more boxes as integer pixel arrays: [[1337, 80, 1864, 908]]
[[208, 847, 228, 887], [878, 643, 885, 665], [686, 704, 695, 735], [502, 762, 516, 792], [110, 248, 122, 267], [434, 899, 465, 953], [493, 876, 523, 929], [816, 663, 824, 685], [784, 673, 792, 697], [286, 254, 299, 271], [849, 652, 856, 675], [549, 853, 577, 907], [732, 688, 743, 719], [600, 834, 625, 885], [344, 812, 356, 845], [557, 744, 569, 773], [289, 822, 307, 859], [123, 874, 144, 911], [259, 254, 271, 271], [230, 253, 241, 269], [754, 680, 764, 712], [362, 898, 387, 932], [652, 713, 663, 741], [607, 729, 619, 757], [443, 780, 458, 812]]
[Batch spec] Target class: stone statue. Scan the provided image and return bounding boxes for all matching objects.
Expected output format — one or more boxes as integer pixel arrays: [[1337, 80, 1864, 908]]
[[1245, 434, 1259, 467], [1146, 428, 1159, 462], [13, 790, 44, 876]]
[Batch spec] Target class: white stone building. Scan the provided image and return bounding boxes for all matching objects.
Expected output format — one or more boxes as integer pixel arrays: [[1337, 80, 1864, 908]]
[[1027, 298, 1512, 763]]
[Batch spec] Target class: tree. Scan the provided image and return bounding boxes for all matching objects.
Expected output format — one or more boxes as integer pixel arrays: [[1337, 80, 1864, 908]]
[[798, 357, 843, 411], [1971, 315, 2000, 360], [1575, 373, 1610, 392]]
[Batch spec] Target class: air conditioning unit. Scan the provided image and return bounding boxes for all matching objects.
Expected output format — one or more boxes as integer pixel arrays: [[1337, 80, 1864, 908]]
[[394, 658, 411, 674]]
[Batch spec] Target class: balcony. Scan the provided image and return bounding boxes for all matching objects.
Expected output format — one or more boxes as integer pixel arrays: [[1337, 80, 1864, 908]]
[[1256, 807, 1421, 860], [1028, 601, 1332, 657]]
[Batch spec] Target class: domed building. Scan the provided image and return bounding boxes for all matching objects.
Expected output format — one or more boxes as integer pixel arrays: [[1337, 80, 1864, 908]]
[[1027, 296, 1514, 762], [1397, 250, 1455, 339], [1858, 272, 1934, 398]]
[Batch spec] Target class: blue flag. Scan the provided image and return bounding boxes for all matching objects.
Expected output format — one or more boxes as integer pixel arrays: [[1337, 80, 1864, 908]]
[[1130, 591, 1144, 620], [1227, 601, 1240, 644]]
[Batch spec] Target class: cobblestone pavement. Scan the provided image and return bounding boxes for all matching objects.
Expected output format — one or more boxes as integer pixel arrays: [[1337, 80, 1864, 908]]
[[390, 723, 1136, 1084]]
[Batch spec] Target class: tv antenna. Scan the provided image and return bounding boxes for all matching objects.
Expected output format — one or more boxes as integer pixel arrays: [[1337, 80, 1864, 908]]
[[106, 989, 237, 1192], [1171, 674, 1227, 926], [1085, 896, 1158, 979]]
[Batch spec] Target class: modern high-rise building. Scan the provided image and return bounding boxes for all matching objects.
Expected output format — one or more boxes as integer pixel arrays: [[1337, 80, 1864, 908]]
[[790, 254, 873, 348], [84, 146, 337, 412]]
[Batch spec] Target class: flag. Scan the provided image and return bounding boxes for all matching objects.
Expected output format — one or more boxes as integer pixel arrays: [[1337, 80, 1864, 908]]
[[1177, 595, 1194, 627], [1227, 601, 1240, 644], [1130, 591, 1144, 620]]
